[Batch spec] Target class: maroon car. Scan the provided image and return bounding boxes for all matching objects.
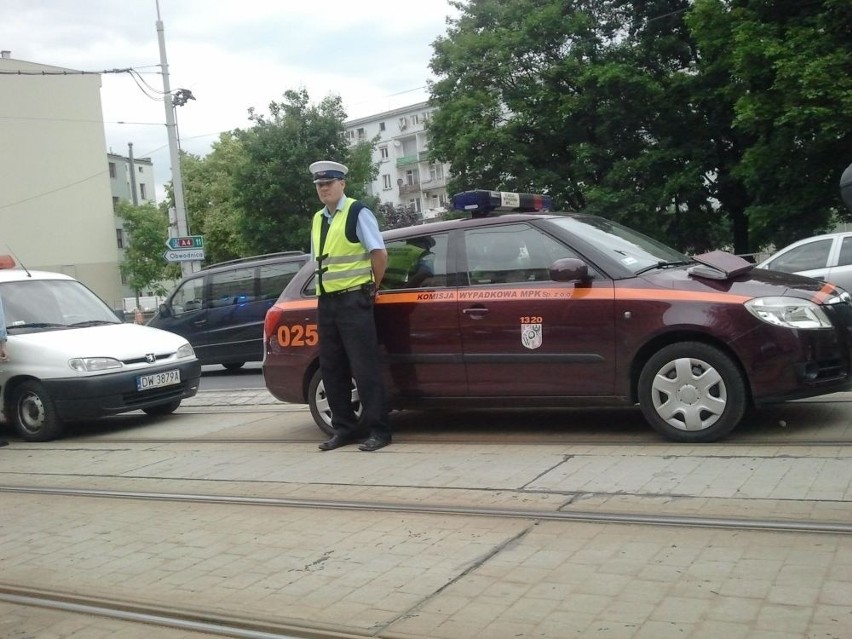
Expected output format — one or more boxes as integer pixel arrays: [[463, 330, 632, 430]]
[[263, 190, 852, 442]]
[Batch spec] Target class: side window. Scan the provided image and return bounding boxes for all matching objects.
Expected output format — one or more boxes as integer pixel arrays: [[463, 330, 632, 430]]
[[259, 261, 303, 300], [170, 277, 205, 315], [837, 237, 852, 267], [770, 239, 832, 273], [209, 267, 256, 307], [465, 224, 586, 285], [381, 233, 449, 290]]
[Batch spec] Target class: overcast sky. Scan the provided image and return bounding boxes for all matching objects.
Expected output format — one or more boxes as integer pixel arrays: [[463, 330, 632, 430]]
[[1, 0, 459, 197]]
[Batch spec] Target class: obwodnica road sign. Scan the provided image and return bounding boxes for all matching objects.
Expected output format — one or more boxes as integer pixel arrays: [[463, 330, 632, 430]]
[[164, 235, 204, 262]]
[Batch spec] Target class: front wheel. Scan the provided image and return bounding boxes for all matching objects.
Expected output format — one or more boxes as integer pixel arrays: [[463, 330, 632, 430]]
[[10, 380, 64, 442], [307, 369, 362, 436], [638, 342, 746, 443], [223, 362, 245, 371], [142, 399, 182, 416]]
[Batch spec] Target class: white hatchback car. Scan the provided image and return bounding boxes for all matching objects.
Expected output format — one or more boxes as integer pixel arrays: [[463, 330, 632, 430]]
[[1, 259, 201, 441], [756, 231, 852, 292]]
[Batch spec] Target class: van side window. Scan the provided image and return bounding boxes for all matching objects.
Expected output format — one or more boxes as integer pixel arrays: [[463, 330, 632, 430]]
[[260, 262, 302, 300], [210, 267, 255, 307], [171, 277, 205, 315]]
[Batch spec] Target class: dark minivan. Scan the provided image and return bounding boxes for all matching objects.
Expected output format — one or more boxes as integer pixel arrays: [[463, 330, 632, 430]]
[[149, 252, 308, 369]]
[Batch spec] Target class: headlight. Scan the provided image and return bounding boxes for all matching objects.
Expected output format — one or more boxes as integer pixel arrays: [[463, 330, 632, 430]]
[[745, 296, 832, 329], [69, 357, 123, 372], [177, 343, 195, 358]]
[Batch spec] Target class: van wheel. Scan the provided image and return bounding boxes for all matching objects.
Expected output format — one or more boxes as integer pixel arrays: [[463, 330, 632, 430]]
[[223, 362, 245, 371], [638, 342, 746, 443], [142, 399, 182, 416], [11, 381, 64, 442], [307, 369, 362, 436]]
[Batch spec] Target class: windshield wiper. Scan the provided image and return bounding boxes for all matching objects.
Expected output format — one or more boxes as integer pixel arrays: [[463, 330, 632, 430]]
[[8, 322, 68, 329], [634, 260, 693, 276], [69, 320, 120, 327]]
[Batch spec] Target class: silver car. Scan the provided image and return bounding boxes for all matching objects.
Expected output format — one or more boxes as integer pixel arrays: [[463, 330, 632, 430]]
[[757, 231, 852, 292]]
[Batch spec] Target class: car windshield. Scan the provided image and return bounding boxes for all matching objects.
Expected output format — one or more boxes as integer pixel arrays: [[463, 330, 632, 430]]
[[1, 279, 121, 333], [551, 216, 690, 276]]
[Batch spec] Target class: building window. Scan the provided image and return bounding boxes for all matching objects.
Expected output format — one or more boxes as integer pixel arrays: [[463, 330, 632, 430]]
[[109, 162, 116, 178], [356, 127, 366, 141], [382, 174, 392, 190], [411, 114, 420, 125], [379, 122, 386, 131], [379, 146, 389, 161], [344, 130, 355, 141], [112, 196, 120, 212], [116, 228, 124, 249], [138, 166, 144, 173], [429, 162, 443, 181], [140, 183, 147, 200]]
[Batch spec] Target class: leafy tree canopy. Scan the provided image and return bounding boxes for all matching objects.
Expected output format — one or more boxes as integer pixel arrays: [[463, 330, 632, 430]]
[[428, 0, 852, 254], [117, 200, 179, 297]]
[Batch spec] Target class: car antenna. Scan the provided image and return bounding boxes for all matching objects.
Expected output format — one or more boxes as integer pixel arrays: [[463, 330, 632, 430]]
[[4, 245, 32, 277]]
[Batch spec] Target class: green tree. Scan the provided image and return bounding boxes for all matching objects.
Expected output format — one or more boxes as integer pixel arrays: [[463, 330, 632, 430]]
[[688, 0, 852, 251], [233, 89, 378, 255], [180, 133, 247, 264], [118, 201, 179, 299], [428, 0, 852, 254]]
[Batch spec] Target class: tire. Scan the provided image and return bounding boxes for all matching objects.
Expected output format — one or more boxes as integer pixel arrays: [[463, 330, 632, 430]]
[[10, 380, 64, 442], [142, 399, 182, 416], [223, 362, 245, 371], [307, 369, 362, 436], [637, 342, 746, 443]]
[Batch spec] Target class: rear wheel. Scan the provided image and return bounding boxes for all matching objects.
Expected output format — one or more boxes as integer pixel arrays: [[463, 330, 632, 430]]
[[142, 399, 181, 416], [638, 342, 746, 443], [307, 369, 362, 436], [223, 362, 245, 371], [11, 380, 64, 442]]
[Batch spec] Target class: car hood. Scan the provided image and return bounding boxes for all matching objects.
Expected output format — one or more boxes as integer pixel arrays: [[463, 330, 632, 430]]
[[642, 263, 839, 301], [10, 323, 192, 358]]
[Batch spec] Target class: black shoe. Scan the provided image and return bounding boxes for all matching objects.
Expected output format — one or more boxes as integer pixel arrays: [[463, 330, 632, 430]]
[[318, 434, 357, 451], [358, 436, 391, 452]]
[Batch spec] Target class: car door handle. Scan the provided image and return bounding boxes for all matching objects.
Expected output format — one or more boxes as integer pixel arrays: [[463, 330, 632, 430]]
[[462, 307, 489, 316], [192, 318, 208, 326]]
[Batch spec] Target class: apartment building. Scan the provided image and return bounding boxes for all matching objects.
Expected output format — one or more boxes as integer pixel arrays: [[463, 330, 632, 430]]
[[107, 150, 159, 299], [0, 52, 123, 306], [344, 101, 450, 221]]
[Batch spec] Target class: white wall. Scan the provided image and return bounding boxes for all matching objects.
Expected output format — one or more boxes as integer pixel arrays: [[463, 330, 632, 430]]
[[0, 57, 123, 307]]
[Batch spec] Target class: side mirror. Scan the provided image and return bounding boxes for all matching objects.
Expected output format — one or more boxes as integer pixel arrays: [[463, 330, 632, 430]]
[[158, 303, 171, 318], [549, 258, 590, 283]]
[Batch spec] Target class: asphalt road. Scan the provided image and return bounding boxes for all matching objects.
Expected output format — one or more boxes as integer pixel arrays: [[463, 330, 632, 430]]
[[199, 362, 264, 391]]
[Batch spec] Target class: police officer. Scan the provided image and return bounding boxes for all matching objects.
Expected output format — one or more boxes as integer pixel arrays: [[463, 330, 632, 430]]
[[309, 161, 391, 451]]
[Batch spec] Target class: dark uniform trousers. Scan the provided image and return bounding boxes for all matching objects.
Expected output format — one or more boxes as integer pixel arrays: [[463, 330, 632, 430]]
[[317, 285, 390, 440]]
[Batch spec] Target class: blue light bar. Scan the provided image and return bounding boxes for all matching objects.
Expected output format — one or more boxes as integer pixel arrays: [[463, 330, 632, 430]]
[[451, 190, 553, 216]]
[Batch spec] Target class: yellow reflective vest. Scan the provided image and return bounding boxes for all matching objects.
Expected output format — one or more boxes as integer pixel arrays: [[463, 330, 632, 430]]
[[311, 198, 373, 294]]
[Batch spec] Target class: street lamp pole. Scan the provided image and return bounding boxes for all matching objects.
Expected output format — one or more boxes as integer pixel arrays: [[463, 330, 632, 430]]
[[155, 0, 196, 276]]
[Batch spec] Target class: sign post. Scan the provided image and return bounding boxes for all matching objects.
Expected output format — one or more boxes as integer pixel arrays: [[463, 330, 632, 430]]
[[164, 236, 204, 262]]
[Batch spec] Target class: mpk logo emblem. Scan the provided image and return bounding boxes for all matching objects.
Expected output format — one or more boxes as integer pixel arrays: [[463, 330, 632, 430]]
[[521, 323, 542, 350]]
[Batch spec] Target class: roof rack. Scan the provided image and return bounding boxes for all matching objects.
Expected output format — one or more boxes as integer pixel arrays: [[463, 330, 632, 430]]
[[202, 251, 306, 270], [451, 190, 553, 218]]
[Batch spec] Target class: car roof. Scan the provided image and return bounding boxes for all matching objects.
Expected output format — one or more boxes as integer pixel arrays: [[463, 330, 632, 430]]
[[200, 251, 308, 273], [0, 268, 76, 283], [381, 212, 573, 241]]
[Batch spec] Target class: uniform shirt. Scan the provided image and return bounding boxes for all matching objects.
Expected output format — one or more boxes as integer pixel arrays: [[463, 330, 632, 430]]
[[310, 195, 385, 260]]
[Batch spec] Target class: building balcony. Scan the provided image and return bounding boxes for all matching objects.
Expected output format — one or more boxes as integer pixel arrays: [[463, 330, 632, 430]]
[[419, 176, 447, 190], [399, 182, 421, 196], [396, 155, 419, 167]]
